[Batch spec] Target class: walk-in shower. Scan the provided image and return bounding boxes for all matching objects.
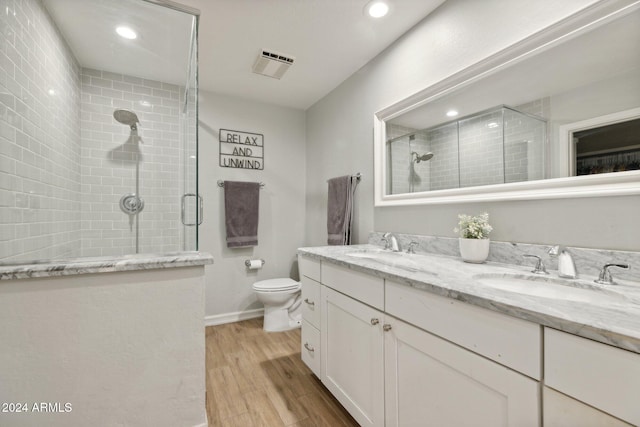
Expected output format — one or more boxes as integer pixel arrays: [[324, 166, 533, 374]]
[[0, 0, 199, 263]]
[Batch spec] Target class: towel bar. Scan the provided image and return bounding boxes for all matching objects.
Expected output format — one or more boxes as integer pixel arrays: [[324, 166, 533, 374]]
[[217, 180, 265, 188], [326, 173, 362, 182]]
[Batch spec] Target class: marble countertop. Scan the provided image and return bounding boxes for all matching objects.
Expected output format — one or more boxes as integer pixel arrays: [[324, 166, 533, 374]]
[[298, 244, 640, 354], [0, 251, 214, 280]]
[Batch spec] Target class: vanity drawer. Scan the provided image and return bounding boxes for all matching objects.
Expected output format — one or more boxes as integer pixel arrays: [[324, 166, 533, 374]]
[[301, 276, 321, 328], [301, 320, 321, 377], [545, 328, 640, 425], [321, 262, 384, 310], [298, 255, 321, 282], [385, 280, 541, 379]]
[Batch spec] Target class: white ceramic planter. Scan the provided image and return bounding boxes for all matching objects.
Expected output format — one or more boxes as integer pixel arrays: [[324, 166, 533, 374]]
[[459, 238, 490, 263]]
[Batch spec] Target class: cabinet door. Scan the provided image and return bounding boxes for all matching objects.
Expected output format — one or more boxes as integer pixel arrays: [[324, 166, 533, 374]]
[[385, 315, 539, 427], [544, 387, 632, 427], [321, 286, 384, 427], [545, 328, 640, 425]]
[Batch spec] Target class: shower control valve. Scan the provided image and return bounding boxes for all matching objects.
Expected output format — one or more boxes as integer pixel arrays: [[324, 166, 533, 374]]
[[119, 193, 145, 215]]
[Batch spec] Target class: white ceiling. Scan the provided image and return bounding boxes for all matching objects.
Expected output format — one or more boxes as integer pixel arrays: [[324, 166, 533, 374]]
[[43, 0, 195, 87], [44, 0, 446, 110]]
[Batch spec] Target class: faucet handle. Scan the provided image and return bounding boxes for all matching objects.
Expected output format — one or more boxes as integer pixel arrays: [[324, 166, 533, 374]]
[[406, 241, 418, 254], [381, 237, 389, 250], [595, 263, 629, 285], [523, 254, 548, 275], [548, 245, 560, 256]]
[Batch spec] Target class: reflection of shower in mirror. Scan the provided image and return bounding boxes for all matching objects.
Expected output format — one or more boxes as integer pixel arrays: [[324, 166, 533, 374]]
[[411, 151, 434, 163]]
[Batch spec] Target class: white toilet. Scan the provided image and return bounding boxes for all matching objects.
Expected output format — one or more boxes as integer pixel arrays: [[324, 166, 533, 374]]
[[253, 278, 302, 332]]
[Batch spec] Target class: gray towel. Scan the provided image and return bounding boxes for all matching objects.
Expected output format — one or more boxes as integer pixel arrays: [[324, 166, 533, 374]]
[[327, 175, 357, 245], [224, 181, 260, 248]]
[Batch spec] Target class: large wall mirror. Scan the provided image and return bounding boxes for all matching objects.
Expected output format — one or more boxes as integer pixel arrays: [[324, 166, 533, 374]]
[[374, 0, 640, 206]]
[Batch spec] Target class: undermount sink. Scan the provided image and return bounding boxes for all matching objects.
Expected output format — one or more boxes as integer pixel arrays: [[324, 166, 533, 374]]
[[473, 273, 629, 304]]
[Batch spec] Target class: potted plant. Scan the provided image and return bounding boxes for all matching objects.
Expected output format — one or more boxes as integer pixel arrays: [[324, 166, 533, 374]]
[[454, 213, 493, 263]]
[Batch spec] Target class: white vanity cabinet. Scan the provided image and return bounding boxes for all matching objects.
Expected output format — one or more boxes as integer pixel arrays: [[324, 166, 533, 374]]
[[299, 256, 322, 377], [544, 328, 640, 426], [384, 314, 539, 427], [543, 387, 633, 427], [299, 254, 540, 427], [321, 286, 385, 427]]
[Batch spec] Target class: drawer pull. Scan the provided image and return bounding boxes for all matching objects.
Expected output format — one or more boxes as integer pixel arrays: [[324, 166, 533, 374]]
[[304, 298, 315, 307], [304, 342, 315, 352], [383, 324, 392, 332], [370, 318, 380, 325]]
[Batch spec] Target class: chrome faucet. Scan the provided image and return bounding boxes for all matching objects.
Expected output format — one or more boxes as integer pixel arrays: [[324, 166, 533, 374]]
[[382, 232, 400, 252], [523, 254, 548, 274], [548, 245, 577, 279], [595, 263, 629, 285]]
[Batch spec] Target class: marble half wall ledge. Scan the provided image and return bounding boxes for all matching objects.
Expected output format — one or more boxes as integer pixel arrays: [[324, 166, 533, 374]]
[[369, 232, 640, 283], [0, 252, 214, 280]]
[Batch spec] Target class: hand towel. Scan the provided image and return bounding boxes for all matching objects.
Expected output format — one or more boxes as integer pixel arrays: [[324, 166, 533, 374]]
[[224, 180, 260, 248], [327, 175, 357, 245]]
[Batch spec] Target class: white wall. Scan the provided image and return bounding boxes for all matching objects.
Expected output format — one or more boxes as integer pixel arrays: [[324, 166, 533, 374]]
[[198, 92, 306, 320], [0, 267, 206, 427], [305, 0, 640, 251]]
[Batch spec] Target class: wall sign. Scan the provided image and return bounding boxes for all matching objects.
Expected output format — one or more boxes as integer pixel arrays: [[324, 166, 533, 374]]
[[219, 128, 264, 170]]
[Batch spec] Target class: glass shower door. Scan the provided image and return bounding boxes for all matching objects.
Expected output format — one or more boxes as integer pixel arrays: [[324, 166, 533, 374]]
[[180, 16, 199, 251]]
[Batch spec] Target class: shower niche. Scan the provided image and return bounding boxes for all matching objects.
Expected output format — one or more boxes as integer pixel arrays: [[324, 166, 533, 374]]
[[386, 106, 546, 195]]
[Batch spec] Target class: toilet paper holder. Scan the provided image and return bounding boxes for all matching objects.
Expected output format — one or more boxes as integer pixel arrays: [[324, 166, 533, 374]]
[[245, 259, 265, 268]]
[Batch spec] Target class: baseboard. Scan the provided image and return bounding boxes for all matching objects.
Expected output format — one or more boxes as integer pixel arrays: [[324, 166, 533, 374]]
[[204, 308, 264, 326]]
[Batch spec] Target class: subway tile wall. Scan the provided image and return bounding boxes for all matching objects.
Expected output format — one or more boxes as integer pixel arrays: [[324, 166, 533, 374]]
[[426, 122, 460, 191], [79, 68, 183, 256], [458, 110, 505, 188], [0, 0, 82, 262]]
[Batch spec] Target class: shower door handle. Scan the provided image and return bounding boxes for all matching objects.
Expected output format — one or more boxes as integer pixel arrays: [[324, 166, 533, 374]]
[[181, 193, 203, 226]]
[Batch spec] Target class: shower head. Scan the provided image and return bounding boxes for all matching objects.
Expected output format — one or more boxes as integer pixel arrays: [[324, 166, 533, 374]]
[[411, 151, 434, 163], [113, 109, 139, 130]]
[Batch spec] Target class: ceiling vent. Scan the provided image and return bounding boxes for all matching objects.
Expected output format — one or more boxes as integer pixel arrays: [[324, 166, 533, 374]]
[[252, 49, 295, 80]]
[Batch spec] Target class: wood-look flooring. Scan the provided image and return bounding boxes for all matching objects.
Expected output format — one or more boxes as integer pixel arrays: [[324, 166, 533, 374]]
[[205, 318, 359, 427]]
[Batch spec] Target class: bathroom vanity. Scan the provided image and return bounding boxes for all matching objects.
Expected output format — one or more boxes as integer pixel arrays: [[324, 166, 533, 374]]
[[298, 243, 640, 427]]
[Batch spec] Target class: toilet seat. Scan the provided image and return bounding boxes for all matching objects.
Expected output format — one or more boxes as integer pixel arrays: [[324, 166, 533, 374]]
[[252, 278, 300, 292]]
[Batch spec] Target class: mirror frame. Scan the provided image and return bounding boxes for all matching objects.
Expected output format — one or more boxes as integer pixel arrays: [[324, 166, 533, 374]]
[[374, 0, 640, 206]]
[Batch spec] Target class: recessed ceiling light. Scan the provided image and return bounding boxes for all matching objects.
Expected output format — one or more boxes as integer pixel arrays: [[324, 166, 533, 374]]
[[47, 89, 56, 96], [365, 1, 389, 18], [116, 26, 137, 40], [446, 110, 459, 117]]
